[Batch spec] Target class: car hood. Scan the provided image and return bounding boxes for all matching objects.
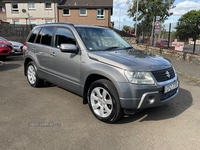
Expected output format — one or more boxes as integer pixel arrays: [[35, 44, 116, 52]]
[[9, 41, 23, 46], [87, 49, 172, 71]]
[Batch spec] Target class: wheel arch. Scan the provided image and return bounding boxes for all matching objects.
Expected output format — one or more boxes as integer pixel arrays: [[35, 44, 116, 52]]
[[24, 57, 33, 76]]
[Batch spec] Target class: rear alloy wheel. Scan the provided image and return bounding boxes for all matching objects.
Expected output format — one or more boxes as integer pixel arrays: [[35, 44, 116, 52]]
[[87, 79, 123, 123], [26, 62, 43, 87]]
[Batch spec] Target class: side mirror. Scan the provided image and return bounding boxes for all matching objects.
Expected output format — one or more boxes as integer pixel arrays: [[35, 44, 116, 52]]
[[60, 44, 79, 54]]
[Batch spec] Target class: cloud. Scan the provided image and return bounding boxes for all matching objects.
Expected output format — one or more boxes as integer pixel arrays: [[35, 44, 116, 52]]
[[170, 0, 200, 16]]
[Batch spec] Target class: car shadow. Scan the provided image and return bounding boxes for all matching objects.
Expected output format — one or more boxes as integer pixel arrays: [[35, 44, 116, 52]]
[[115, 88, 193, 124], [0, 63, 21, 71]]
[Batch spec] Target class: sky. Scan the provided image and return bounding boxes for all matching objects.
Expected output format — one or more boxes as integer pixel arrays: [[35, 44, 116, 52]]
[[111, 0, 200, 30]]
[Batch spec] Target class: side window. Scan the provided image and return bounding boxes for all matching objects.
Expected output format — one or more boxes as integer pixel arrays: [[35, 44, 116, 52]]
[[28, 28, 41, 43], [40, 27, 54, 46], [54, 28, 76, 48]]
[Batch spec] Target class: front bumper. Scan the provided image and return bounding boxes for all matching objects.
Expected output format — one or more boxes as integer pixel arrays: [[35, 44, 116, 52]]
[[118, 76, 179, 112]]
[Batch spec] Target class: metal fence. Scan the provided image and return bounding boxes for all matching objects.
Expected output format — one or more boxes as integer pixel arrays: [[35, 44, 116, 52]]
[[136, 21, 200, 54], [0, 24, 34, 43]]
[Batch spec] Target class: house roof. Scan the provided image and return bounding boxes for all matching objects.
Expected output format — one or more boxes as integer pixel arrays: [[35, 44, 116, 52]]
[[2, 0, 59, 3], [58, 0, 113, 8]]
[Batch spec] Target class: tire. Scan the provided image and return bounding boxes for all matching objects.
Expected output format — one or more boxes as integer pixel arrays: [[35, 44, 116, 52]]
[[26, 62, 44, 87], [87, 79, 123, 123]]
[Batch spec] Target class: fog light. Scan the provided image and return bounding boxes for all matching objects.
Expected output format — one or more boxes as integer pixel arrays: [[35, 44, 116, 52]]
[[147, 96, 155, 104]]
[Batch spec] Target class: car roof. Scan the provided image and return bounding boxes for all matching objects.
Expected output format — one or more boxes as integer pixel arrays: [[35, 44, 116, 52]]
[[32, 22, 108, 30]]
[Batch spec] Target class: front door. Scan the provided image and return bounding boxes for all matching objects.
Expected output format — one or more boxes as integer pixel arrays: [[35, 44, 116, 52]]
[[49, 27, 81, 94]]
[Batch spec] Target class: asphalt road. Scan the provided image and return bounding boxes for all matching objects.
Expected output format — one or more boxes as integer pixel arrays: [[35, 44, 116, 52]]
[[0, 55, 200, 150]]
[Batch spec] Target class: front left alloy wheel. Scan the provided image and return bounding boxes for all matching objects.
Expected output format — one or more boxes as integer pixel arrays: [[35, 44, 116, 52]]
[[87, 79, 123, 123]]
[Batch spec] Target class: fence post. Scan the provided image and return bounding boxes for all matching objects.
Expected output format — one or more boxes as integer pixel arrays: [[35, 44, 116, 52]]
[[168, 23, 171, 49], [193, 20, 199, 53]]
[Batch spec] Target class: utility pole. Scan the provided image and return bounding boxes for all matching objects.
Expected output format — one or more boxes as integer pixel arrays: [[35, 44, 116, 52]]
[[152, 7, 157, 46], [193, 20, 199, 53], [135, 0, 139, 36], [168, 23, 171, 48]]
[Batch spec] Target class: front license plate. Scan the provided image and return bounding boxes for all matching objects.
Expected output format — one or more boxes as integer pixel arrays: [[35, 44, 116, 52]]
[[164, 80, 178, 94]]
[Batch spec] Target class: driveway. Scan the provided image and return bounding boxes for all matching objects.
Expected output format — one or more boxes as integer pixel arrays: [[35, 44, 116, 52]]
[[0, 55, 199, 150]]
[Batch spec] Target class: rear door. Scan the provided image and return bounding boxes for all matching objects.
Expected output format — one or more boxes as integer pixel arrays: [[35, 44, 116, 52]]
[[28, 27, 54, 80]]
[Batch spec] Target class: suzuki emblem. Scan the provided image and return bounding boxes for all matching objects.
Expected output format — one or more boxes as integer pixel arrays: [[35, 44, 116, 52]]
[[165, 71, 170, 78]]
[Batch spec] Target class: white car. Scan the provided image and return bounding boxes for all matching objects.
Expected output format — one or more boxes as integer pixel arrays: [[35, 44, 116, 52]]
[[0, 36, 23, 54]]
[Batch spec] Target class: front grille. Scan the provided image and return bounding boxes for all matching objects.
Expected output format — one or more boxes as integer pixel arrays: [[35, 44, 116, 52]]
[[2, 50, 8, 54], [151, 67, 175, 82]]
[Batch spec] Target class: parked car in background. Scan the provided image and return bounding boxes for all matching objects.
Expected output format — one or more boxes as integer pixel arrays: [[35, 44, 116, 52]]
[[0, 36, 23, 54], [155, 39, 168, 48], [0, 40, 13, 60], [24, 23, 179, 123]]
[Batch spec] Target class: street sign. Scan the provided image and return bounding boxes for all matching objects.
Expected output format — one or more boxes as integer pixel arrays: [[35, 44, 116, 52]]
[[155, 21, 161, 34], [155, 21, 161, 29]]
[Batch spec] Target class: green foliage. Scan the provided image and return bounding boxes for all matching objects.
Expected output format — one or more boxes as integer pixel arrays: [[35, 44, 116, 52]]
[[122, 25, 132, 33], [127, 0, 175, 35], [175, 10, 200, 41]]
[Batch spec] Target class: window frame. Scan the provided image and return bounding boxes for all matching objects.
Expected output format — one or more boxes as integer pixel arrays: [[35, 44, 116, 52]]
[[79, 8, 87, 16], [28, 3, 35, 10], [97, 9, 105, 19], [13, 20, 19, 24], [11, 3, 19, 13], [45, 20, 52, 24], [45, 3, 52, 9], [29, 20, 36, 25], [63, 8, 70, 16]]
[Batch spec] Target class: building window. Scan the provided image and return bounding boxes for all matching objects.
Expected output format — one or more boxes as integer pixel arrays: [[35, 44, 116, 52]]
[[79, 8, 87, 16], [63, 9, 70, 16], [11, 3, 19, 13], [29, 20, 36, 25], [97, 9, 104, 19], [45, 3, 52, 9], [28, 3, 35, 9], [13, 20, 19, 24], [46, 20, 52, 23]]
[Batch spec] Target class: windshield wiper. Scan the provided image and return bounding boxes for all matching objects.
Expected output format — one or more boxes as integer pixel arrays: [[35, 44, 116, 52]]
[[124, 46, 133, 50], [103, 46, 120, 51]]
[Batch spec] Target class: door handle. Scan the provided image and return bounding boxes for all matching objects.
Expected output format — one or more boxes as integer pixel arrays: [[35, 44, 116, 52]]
[[50, 52, 56, 57], [32, 48, 36, 52]]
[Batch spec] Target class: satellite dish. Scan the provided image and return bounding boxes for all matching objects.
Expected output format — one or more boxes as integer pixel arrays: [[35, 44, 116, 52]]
[[22, 9, 27, 13]]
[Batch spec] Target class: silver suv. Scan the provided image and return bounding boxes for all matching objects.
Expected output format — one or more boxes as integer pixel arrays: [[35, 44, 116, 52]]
[[24, 23, 179, 123]]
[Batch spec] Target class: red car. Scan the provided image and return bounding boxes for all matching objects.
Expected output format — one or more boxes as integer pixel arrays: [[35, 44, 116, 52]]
[[155, 39, 168, 48], [0, 40, 14, 60]]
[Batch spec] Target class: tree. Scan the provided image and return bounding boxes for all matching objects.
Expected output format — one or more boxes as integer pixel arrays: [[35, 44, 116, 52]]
[[127, 0, 175, 35], [175, 10, 200, 41], [122, 25, 132, 33]]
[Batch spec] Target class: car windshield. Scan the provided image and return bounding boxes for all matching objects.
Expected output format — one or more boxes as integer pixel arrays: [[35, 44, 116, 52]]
[[75, 27, 131, 51]]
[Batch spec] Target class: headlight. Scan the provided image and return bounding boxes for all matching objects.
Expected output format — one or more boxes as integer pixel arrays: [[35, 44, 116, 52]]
[[124, 71, 155, 84]]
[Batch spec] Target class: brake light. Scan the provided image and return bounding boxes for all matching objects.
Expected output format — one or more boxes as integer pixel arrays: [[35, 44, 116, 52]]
[[22, 42, 27, 54]]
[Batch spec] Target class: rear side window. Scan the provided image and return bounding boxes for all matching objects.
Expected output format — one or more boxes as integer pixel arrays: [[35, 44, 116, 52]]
[[28, 28, 40, 43], [40, 27, 54, 46], [54, 27, 76, 48]]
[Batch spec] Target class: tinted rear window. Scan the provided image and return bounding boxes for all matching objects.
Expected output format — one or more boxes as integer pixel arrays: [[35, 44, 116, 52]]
[[28, 28, 41, 43], [40, 27, 54, 46]]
